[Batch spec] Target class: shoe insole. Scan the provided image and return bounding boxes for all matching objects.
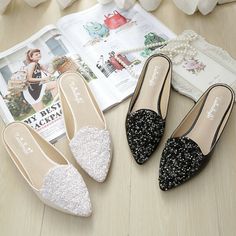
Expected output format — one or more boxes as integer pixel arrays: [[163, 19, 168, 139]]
[[132, 56, 171, 119], [186, 86, 233, 155], [3, 123, 66, 189], [59, 73, 105, 140]]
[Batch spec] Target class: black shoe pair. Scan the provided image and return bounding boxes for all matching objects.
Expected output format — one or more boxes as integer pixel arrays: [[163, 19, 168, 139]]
[[125, 54, 235, 191]]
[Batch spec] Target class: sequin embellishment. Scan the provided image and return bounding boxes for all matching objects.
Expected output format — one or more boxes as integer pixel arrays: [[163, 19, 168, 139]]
[[40, 164, 92, 216], [159, 137, 205, 191], [70, 127, 112, 182], [126, 109, 165, 164]]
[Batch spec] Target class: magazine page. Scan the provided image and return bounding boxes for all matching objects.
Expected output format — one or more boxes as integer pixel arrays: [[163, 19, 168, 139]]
[[170, 30, 236, 102], [56, 3, 176, 103], [0, 25, 102, 142]]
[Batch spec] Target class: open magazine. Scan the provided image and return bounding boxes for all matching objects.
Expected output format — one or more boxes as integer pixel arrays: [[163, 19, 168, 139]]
[[0, 3, 175, 142]]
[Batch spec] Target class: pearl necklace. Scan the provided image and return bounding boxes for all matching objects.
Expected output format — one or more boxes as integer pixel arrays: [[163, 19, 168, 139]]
[[114, 32, 198, 78]]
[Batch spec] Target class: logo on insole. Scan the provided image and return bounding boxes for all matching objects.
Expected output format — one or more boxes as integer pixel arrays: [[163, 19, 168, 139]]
[[15, 133, 33, 154], [149, 65, 161, 87], [69, 81, 84, 104], [207, 97, 222, 120]]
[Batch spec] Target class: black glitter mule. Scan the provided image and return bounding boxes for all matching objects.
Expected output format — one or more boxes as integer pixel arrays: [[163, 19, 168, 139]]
[[126, 54, 172, 165], [159, 84, 235, 191]]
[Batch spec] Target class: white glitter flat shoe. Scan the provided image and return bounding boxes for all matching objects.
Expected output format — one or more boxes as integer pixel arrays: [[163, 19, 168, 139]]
[[0, 0, 11, 14], [56, 0, 77, 9], [2, 122, 92, 217], [58, 72, 112, 182], [23, 0, 48, 7], [139, 0, 162, 11], [172, 0, 198, 15]]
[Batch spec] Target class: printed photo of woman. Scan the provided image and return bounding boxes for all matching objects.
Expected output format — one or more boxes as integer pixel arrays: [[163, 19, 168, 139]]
[[23, 49, 58, 112]]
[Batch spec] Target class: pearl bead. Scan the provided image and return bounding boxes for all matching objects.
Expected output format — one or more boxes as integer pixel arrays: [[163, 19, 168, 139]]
[[114, 32, 198, 78]]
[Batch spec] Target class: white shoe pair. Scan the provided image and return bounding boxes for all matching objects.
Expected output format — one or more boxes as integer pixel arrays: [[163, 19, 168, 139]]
[[2, 72, 112, 216], [0, 0, 76, 14], [173, 0, 236, 15], [98, 0, 162, 11], [97, 0, 236, 14], [0, 0, 47, 13]]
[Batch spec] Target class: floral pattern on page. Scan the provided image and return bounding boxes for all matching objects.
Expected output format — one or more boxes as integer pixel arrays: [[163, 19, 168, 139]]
[[183, 58, 206, 75]]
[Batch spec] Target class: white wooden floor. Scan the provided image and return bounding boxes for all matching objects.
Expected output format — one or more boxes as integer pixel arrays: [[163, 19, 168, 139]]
[[1, 1, 236, 235]]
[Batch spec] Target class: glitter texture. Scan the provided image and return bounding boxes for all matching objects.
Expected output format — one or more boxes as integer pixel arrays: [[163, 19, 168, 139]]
[[159, 137, 206, 191], [40, 164, 92, 216], [69, 127, 112, 182], [126, 109, 165, 164]]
